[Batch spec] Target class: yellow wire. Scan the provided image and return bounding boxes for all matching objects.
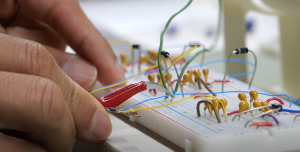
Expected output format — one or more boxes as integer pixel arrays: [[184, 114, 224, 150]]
[[90, 53, 185, 94], [110, 40, 133, 64], [163, 45, 197, 76], [120, 96, 197, 113], [89, 64, 157, 94], [121, 95, 227, 122]]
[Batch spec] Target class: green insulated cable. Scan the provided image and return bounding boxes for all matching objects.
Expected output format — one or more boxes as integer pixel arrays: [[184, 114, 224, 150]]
[[173, 0, 222, 93], [157, 0, 193, 90], [173, 49, 205, 93]]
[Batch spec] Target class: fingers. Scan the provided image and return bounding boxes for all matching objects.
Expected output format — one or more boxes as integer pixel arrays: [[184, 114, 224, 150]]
[[0, 134, 46, 152], [4, 9, 66, 50], [45, 45, 97, 90], [0, 34, 112, 142], [17, 0, 125, 85], [0, 0, 17, 19], [0, 71, 74, 152]]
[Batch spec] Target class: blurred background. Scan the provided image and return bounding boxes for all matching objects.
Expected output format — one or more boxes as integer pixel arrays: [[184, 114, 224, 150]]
[[74, 0, 300, 101]]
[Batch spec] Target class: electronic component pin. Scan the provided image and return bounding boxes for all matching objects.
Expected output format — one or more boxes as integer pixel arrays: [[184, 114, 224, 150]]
[[106, 108, 140, 117]]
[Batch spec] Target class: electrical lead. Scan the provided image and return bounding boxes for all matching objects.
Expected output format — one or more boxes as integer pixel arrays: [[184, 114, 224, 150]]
[[222, 47, 257, 91], [161, 51, 184, 97]]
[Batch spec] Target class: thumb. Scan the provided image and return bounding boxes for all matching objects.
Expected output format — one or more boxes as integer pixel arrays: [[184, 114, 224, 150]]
[[45, 46, 98, 91]]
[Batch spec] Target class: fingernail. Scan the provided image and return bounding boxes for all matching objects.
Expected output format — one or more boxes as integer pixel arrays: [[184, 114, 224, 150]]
[[90, 111, 112, 140], [62, 57, 98, 89]]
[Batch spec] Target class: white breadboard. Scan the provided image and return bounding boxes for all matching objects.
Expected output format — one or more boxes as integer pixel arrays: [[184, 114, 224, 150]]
[[113, 64, 300, 152]]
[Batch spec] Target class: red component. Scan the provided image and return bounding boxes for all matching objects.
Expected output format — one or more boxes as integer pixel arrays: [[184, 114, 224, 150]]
[[149, 89, 157, 95], [193, 93, 209, 99], [214, 80, 230, 83], [227, 110, 239, 116], [227, 110, 247, 116], [266, 97, 284, 105], [127, 61, 138, 66], [153, 89, 157, 95], [256, 123, 273, 129], [97, 81, 147, 107], [173, 58, 186, 64], [171, 79, 183, 85]]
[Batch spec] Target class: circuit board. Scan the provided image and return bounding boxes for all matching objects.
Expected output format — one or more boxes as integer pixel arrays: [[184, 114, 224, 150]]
[[113, 63, 300, 152]]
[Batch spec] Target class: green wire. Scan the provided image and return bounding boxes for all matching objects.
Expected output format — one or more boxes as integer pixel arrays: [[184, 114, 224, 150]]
[[173, 49, 205, 93], [173, 0, 222, 93], [208, 0, 222, 51], [157, 0, 193, 90]]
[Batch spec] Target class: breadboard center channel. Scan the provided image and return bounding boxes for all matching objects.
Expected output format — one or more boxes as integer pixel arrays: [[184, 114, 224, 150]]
[[116, 64, 300, 152]]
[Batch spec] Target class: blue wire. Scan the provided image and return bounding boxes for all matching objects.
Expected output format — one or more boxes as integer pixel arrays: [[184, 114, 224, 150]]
[[293, 98, 300, 104], [228, 71, 254, 79], [280, 109, 300, 113], [90, 59, 254, 92], [123, 91, 292, 110]]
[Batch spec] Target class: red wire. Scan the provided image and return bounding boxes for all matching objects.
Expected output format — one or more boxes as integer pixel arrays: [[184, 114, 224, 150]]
[[266, 97, 284, 105], [256, 123, 273, 129]]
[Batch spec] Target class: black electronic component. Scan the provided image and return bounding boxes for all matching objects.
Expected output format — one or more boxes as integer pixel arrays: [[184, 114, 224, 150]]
[[235, 47, 249, 54], [161, 51, 170, 58], [132, 44, 140, 49], [189, 41, 201, 47], [271, 104, 283, 111]]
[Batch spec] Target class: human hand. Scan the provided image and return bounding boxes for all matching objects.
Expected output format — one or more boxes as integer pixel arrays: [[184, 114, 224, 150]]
[[0, 0, 125, 90], [0, 34, 112, 152]]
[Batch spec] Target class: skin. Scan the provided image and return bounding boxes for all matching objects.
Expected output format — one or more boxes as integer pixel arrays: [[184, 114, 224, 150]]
[[0, 0, 126, 151]]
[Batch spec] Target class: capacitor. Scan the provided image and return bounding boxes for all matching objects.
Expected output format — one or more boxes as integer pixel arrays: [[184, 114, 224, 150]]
[[148, 74, 155, 83], [164, 73, 173, 86], [261, 101, 270, 112], [219, 98, 228, 113], [157, 73, 163, 85], [182, 70, 195, 87], [203, 68, 209, 82], [211, 99, 219, 113], [120, 53, 127, 65], [140, 54, 148, 64], [238, 93, 251, 119], [204, 99, 213, 116]]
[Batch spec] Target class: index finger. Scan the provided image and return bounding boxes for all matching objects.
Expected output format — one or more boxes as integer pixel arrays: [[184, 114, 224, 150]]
[[17, 0, 125, 85]]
